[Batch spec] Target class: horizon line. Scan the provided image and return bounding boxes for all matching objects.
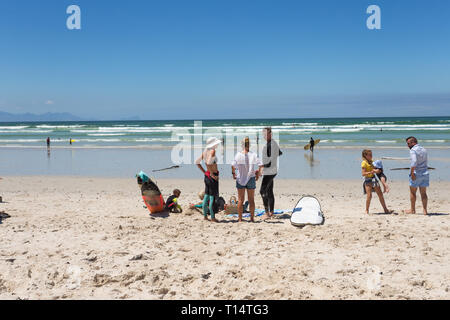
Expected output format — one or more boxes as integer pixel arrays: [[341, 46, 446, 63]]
[[1, 115, 450, 123]]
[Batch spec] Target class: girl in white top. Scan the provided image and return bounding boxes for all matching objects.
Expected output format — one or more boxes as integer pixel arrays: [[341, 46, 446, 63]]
[[231, 137, 263, 222]]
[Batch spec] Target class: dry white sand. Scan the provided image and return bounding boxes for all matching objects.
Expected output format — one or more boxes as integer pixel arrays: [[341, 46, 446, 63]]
[[0, 176, 449, 300]]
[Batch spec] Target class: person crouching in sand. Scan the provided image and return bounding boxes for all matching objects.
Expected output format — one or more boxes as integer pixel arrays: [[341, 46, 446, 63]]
[[361, 150, 393, 214]]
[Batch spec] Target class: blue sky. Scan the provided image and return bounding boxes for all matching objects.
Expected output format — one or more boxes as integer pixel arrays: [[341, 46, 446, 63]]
[[0, 0, 449, 120]]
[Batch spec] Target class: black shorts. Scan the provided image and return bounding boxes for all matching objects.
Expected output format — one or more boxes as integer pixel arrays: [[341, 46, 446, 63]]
[[363, 178, 380, 194], [204, 172, 219, 196]]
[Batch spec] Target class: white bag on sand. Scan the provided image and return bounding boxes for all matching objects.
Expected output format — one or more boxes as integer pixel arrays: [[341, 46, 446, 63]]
[[290, 196, 324, 227]]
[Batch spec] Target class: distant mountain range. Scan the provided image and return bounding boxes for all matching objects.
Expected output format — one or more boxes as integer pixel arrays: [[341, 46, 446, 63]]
[[0, 111, 87, 122]]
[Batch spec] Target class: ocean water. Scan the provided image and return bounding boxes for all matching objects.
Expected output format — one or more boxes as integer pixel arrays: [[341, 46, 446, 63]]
[[1, 117, 449, 180], [1, 147, 449, 180], [0, 117, 449, 148]]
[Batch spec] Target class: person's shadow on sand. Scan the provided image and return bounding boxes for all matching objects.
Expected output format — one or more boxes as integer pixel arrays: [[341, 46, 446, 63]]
[[371, 212, 448, 216], [371, 211, 398, 215], [220, 219, 264, 224], [262, 213, 291, 224], [149, 211, 170, 218]]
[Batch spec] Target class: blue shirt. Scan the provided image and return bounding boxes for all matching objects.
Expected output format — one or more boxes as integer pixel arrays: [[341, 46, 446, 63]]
[[373, 160, 383, 169], [410, 144, 428, 174]]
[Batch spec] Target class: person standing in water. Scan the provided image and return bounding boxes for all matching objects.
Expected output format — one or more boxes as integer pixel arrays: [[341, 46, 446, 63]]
[[196, 137, 222, 223], [46, 137, 50, 148], [309, 137, 315, 152], [260, 127, 282, 219]]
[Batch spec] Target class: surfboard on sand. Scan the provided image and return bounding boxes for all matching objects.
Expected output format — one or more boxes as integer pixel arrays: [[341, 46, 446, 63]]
[[290, 196, 325, 227], [304, 139, 320, 150], [137, 171, 165, 214], [391, 167, 435, 171], [382, 157, 409, 161]]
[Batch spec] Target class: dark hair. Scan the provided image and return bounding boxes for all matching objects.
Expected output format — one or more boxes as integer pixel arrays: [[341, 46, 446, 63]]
[[406, 136, 418, 143], [263, 127, 272, 133], [173, 189, 181, 195]]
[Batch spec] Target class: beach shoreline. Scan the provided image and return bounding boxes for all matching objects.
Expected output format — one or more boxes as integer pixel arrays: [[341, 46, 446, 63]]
[[1, 145, 450, 150], [0, 176, 449, 299], [2, 146, 450, 180]]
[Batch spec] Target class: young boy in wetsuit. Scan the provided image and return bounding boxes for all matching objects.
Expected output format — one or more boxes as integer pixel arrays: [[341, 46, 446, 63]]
[[165, 189, 182, 213]]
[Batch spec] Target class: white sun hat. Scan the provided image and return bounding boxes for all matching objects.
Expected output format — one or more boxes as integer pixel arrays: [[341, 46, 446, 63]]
[[205, 137, 222, 149]]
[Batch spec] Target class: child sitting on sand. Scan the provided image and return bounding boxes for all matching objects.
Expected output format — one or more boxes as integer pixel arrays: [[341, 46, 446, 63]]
[[373, 160, 390, 193], [189, 190, 226, 215], [361, 150, 393, 215], [189, 191, 205, 211], [165, 189, 183, 213]]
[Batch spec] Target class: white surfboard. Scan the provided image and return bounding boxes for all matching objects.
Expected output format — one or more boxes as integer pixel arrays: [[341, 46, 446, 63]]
[[290, 196, 324, 227]]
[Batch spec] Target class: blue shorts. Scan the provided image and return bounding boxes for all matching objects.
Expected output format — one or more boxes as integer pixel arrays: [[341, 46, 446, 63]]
[[236, 177, 256, 190], [409, 172, 430, 188]]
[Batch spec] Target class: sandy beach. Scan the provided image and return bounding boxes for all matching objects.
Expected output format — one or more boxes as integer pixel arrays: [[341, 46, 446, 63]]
[[0, 176, 449, 300]]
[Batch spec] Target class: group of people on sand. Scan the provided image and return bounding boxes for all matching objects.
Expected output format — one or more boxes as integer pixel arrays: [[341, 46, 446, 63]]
[[190, 131, 430, 223], [195, 127, 282, 223], [361, 136, 430, 215]]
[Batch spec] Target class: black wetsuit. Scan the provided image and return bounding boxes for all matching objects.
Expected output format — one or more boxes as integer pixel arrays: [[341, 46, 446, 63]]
[[310, 138, 315, 152], [375, 168, 387, 182], [260, 140, 282, 213], [165, 195, 181, 212], [204, 171, 219, 197]]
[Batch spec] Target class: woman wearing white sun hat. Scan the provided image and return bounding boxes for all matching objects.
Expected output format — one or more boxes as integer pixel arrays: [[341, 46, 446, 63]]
[[195, 137, 222, 222]]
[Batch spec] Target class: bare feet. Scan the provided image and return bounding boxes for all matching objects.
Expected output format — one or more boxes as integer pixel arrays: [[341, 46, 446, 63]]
[[262, 213, 271, 220], [211, 218, 219, 223], [250, 218, 255, 223], [365, 211, 369, 215], [402, 209, 416, 214], [384, 209, 394, 214], [204, 217, 210, 221]]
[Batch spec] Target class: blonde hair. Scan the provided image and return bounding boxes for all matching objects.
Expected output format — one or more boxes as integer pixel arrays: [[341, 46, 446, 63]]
[[362, 149, 373, 165], [241, 136, 250, 151]]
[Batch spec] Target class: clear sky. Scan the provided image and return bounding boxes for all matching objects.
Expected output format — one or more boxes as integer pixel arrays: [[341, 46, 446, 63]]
[[0, 0, 449, 120]]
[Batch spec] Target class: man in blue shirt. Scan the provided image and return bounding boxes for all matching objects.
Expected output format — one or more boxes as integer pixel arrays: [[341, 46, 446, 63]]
[[405, 136, 429, 215]]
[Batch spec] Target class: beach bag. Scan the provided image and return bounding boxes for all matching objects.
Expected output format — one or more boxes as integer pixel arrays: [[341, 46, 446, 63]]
[[225, 196, 239, 214], [215, 196, 226, 213]]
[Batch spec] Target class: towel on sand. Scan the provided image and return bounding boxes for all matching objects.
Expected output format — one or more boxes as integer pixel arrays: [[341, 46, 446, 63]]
[[225, 209, 291, 218]]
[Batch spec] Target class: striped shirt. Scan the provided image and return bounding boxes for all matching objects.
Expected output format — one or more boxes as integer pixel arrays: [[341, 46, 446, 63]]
[[410, 144, 428, 174]]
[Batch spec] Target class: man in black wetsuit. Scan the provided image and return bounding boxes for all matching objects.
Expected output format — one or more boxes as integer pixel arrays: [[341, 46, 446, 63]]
[[309, 137, 315, 152], [260, 127, 282, 219]]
